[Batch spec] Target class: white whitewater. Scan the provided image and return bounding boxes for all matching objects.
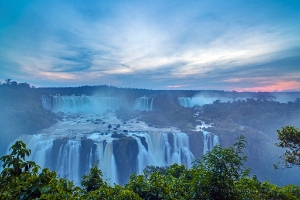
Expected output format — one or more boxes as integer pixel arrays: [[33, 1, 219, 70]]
[[2, 104, 220, 186], [178, 97, 193, 108], [130, 131, 194, 174], [19, 134, 53, 169], [8, 130, 194, 185], [42, 95, 122, 113], [195, 121, 220, 155], [1, 95, 203, 185], [95, 141, 118, 185], [135, 96, 153, 111], [178, 96, 239, 107], [14, 134, 118, 185], [213, 135, 220, 146], [203, 131, 219, 154], [42, 95, 154, 113], [56, 140, 81, 184]]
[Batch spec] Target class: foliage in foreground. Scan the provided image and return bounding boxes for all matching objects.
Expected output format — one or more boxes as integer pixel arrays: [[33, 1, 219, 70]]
[[276, 126, 300, 167], [1, 137, 300, 200]]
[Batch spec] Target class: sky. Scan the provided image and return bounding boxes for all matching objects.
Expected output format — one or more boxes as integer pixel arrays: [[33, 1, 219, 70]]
[[0, 0, 300, 91]]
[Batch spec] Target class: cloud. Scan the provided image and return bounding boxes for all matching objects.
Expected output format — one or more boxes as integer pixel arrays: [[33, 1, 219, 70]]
[[167, 84, 189, 88], [235, 80, 300, 92], [0, 0, 299, 91]]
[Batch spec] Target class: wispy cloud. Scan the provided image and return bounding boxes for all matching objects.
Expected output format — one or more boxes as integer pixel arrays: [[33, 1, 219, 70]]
[[0, 0, 299, 91], [167, 84, 189, 88]]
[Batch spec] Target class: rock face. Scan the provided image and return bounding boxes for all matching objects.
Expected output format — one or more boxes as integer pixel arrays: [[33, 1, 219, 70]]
[[51, 138, 68, 170], [80, 138, 97, 175], [113, 137, 139, 184], [187, 132, 204, 159]]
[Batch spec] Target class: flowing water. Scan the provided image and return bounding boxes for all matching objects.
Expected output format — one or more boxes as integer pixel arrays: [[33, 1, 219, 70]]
[[4, 95, 219, 185]]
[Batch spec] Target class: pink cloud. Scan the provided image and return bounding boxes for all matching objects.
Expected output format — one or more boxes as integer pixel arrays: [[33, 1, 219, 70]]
[[234, 81, 300, 92]]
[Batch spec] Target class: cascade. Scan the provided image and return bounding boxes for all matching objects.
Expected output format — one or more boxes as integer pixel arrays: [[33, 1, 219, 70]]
[[42, 95, 122, 114], [130, 132, 194, 174], [2, 96, 203, 185], [15, 134, 117, 185], [19, 134, 53, 169], [203, 131, 219, 154], [194, 121, 220, 155], [56, 140, 82, 184], [42, 95, 52, 110], [2, 111, 221, 185], [9, 130, 194, 185], [94, 140, 118, 185], [179, 96, 238, 107], [178, 97, 192, 107], [213, 135, 220, 146], [135, 96, 153, 111]]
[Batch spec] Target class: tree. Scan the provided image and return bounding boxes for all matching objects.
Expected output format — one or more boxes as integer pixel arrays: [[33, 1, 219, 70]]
[[5, 78, 11, 84], [0, 141, 80, 199], [126, 164, 191, 199], [276, 126, 300, 166], [191, 135, 250, 200], [0, 141, 40, 177], [0, 141, 41, 199], [81, 164, 107, 192]]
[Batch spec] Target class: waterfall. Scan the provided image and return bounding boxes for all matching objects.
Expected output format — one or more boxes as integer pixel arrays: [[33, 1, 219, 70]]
[[2, 113, 219, 185], [213, 135, 220, 146], [179, 96, 243, 107], [20, 134, 53, 169], [56, 140, 81, 184], [95, 141, 118, 185], [203, 131, 219, 154], [203, 131, 209, 154], [42, 95, 122, 113], [131, 132, 194, 173], [135, 96, 153, 111], [42, 96, 52, 110], [8, 131, 194, 185], [178, 97, 193, 107]]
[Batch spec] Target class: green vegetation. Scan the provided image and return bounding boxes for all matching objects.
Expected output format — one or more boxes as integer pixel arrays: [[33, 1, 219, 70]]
[[1, 136, 300, 200], [0, 82, 58, 153], [200, 98, 300, 135], [276, 126, 300, 167], [198, 98, 300, 183]]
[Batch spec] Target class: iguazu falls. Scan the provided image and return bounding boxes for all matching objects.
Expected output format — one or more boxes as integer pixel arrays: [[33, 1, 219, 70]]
[[2, 88, 222, 185], [1, 82, 300, 199], [1, 1, 300, 198]]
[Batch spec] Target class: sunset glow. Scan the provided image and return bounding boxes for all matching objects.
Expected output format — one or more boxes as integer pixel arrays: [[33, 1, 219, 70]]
[[0, 0, 299, 90], [235, 81, 300, 92]]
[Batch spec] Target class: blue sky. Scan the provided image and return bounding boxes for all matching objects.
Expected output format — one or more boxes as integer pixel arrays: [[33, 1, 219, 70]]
[[0, 0, 300, 91]]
